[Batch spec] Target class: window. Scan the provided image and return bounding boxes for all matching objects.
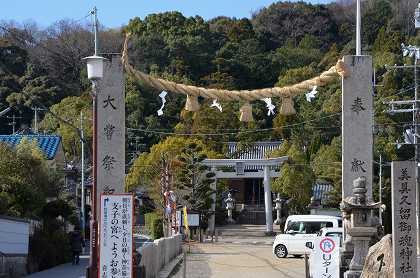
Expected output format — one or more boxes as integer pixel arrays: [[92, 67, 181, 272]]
[[286, 221, 305, 233], [286, 221, 334, 234]]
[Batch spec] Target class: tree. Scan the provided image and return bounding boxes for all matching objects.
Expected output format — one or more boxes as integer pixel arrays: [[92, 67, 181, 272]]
[[175, 143, 215, 227], [252, 2, 339, 50], [0, 139, 60, 218], [39, 94, 92, 160], [271, 141, 315, 213]]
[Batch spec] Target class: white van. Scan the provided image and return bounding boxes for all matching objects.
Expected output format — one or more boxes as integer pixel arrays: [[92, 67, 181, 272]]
[[272, 215, 342, 258]]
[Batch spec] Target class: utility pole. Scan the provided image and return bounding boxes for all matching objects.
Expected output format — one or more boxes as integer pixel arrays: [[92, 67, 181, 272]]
[[379, 155, 383, 226], [7, 114, 23, 134], [385, 42, 420, 254], [31, 107, 46, 133]]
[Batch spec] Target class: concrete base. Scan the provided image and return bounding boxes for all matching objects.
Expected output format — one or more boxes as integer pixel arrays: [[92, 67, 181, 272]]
[[344, 271, 361, 278], [264, 231, 276, 236]]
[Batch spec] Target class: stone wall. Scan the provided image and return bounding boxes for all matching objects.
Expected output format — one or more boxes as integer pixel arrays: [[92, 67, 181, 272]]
[[138, 234, 182, 278], [0, 255, 27, 278]]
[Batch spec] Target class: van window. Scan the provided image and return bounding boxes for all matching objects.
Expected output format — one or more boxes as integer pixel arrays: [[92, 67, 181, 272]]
[[338, 220, 342, 227], [286, 221, 334, 234]]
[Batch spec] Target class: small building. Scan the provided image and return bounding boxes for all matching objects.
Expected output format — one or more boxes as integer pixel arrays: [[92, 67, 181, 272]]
[[0, 134, 65, 169], [0, 215, 30, 277], [224, 141, 282, 207]]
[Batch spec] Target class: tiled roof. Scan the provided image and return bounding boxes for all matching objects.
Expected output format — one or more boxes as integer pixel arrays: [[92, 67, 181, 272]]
[[0, 134, 61, 160], [227, 141, 282, 170]]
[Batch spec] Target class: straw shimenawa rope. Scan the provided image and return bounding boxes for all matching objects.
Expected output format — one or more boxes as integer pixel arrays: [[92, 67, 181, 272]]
[[122, 33, 348, 118]]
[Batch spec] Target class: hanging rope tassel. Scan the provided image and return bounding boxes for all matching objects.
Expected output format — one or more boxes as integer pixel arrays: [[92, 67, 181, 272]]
[[279, 95, 296, 115], [240, 102, 254, 122], [185, 94, 200, 112]]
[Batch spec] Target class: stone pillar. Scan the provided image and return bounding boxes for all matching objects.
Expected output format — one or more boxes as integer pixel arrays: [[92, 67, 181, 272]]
[[263, 165, 273, 234], [342, 55, 373, 200], [391, 161, 417, 277], [96, 55, 125, 218], [208, 167, 217, 236]]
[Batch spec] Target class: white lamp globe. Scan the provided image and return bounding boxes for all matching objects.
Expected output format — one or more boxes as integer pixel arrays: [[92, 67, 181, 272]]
[[83, 55, 106, 80]]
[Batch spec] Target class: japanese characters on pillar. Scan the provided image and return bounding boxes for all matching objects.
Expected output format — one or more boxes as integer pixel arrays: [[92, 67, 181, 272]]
[[96, 55, 125, 218], [391, 161, 417, 278], [99, 194, 133, 278], [342, 56, 373, 199]]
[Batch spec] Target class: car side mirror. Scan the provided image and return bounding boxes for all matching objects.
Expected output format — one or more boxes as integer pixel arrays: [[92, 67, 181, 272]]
[[305, 242, 314, 249]]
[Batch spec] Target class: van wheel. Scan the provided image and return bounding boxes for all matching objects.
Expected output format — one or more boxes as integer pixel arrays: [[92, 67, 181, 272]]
[[274, 244, 288, 258]]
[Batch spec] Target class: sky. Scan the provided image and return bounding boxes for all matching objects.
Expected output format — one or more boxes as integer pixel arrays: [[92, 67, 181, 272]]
[[0, 0, 334, 28]]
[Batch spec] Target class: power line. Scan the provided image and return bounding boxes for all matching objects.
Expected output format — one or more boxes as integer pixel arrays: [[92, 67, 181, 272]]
[[127, 113, 342, 136]]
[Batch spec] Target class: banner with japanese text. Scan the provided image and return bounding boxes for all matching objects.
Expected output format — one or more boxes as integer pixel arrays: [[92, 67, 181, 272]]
[[99, 194, 133, 278]]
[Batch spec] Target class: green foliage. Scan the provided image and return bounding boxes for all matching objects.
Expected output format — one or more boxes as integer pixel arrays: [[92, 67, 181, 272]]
[[40, 94, 92, 159], [0, 140, 60, 218], [145, 212, 164, 239], [175, 143, 215, 226], [270, 141, 315, 213], [28, 220, 71, 271]]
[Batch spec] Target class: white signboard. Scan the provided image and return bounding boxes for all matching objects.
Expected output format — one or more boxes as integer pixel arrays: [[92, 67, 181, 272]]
[[310, 237, 340, 278], [99, 194, 133, 278], [176, 211, 200, 227], [96, 55, 125, 218], [391, 161, 417, 277]]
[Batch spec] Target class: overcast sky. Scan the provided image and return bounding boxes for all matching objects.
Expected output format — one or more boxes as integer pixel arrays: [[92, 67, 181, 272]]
[[1, 0, 334, 28]]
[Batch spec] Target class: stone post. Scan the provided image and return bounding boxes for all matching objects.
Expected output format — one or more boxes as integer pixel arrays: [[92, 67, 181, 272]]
[[208, 167, 217, 236], [96, 55, 125, 216], [274, 193, 281, 225], [342, 55, 373, 200], [263, 165, 273, 234]]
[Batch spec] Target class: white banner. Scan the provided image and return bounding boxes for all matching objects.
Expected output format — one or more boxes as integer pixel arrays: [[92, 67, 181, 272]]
[[311, 237, 340, 278], [99, 194, 133, 278]]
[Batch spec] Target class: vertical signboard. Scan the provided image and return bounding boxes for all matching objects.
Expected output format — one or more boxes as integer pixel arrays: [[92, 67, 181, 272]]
[[96, 55, 125, 217], [99, 194, 133, 278], [342, 55, 373, 199], [391, 161, 417, 277], [310, 237, 340, 278]]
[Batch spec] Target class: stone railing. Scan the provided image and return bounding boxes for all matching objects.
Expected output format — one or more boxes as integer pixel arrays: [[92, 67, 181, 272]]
[[137, 234, 182, 278]]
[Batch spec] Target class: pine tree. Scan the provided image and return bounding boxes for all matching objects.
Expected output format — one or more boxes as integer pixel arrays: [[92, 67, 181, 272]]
[[175, 142, 215, 228]]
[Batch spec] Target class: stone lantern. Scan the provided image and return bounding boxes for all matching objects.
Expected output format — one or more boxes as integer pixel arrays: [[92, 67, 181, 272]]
[[273, 193, 287, 225], [225, 193, 235, 224], [340, 176, 380, 278]]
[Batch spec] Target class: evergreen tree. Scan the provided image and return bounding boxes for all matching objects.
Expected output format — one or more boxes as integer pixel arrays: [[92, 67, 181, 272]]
[[175, 142, 215, 228]]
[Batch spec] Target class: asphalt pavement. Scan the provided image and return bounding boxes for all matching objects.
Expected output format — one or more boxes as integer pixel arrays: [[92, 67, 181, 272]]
[[24, 256, 88, 278]]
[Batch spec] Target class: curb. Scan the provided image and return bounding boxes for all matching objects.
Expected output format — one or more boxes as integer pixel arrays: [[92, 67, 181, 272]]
[[158, 253, 184, 278]]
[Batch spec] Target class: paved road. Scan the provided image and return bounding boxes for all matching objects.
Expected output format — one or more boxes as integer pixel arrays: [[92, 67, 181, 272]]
[[24, 256, 88, 278], [171, 243, 305, 278]]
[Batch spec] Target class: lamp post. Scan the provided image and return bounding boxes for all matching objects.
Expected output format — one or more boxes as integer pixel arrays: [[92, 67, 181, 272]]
[[83, 6, 105, 278]]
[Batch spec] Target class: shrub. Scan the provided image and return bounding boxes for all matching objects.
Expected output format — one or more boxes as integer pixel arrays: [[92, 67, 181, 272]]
[[145, 212, 164, 239]]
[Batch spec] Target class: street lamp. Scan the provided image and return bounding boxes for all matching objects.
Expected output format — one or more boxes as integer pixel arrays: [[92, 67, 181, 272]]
[[83, 6, 105, 278]]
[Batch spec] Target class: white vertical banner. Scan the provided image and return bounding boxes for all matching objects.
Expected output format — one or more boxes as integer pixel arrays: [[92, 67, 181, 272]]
[[342, 55, 373, 199], [96, 55, 126, 217], [311, 237, 340, 278], [391, 161, 417, 278], [99, 194, 133, 278]]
